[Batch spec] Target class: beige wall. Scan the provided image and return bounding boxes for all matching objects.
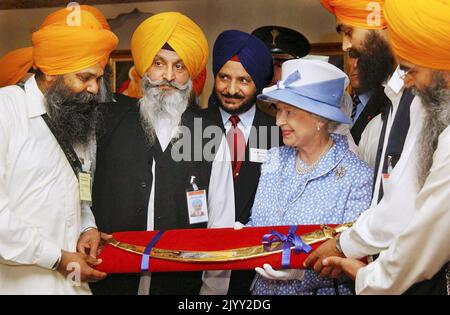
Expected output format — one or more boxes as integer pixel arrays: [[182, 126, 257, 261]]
[[0, 0, 340, 103]]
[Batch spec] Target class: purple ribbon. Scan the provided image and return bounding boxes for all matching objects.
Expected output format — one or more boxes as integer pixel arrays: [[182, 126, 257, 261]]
[[141, 230, 165, 272], [262, 226, 312, 269]]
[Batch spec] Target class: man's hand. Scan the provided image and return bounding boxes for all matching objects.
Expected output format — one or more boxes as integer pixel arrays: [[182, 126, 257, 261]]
[[57, 250, 107, 282], [321, 256, 367, 280], [255, 264, 305, 281], [77, 228, 112, 258], [303, 238, 345, 278]]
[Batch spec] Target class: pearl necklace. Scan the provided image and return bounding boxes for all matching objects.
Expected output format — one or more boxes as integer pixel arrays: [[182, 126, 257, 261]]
[[295, 139, 334, 176]]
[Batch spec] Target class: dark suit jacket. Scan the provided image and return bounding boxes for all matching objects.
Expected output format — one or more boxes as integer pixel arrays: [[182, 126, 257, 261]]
[[199, 106, 281, 224], [350, 87, 390, 145]]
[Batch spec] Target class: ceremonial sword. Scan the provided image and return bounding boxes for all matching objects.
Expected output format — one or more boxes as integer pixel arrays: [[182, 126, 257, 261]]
[[105, 223, 353, 263]]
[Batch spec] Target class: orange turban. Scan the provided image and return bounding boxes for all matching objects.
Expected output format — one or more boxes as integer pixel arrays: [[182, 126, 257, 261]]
[[0, 6, 117, 87], [131, 12, 208, 79], [41, 5, 111, 30], [321, 0, 387, 29], [384, 0, 450, 71]]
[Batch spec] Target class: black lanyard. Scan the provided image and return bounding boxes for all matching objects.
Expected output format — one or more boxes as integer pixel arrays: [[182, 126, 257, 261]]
[[41, 113, 83, 177], [16, 83, 84, 178]]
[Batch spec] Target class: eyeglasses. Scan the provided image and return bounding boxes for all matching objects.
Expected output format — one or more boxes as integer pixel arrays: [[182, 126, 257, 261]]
[[396, 66, 416, 80]]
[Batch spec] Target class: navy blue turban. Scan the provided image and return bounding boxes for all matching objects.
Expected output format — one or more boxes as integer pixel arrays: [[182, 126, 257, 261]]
[[209, 30, 274, 108]]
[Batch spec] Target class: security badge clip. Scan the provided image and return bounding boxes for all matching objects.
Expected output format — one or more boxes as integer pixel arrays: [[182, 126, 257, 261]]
[[383, 155, 393, 180], [186, 176, 208, 224]]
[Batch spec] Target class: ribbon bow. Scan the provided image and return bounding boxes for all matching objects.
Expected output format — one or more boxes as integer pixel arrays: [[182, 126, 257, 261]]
[[262, 226, 312, 269], [261, 70, 345, 109], [266, 70, 301, 93]]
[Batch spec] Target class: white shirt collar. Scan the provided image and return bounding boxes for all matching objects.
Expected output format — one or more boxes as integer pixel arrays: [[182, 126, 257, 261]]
[[219, 104, 256, 130], [386, 65, 405, 95], [154, 117, 177, 152], [24, 75, 46, 119], [384, 66, 405, 102]]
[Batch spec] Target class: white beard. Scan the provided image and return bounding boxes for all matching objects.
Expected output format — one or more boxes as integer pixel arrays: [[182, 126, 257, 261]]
[[416, 72, 450, 188], [139, 75, 192, 146]]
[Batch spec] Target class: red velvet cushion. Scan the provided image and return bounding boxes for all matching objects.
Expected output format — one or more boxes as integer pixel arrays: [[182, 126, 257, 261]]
[[96, 225, 334, 273]]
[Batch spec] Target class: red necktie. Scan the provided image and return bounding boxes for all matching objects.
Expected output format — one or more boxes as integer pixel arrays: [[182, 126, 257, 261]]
[[226, 115, 246, 181]]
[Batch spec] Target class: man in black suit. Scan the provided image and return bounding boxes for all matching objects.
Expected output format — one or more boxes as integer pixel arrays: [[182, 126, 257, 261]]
[[346, 53, 393, 145], [90, 13, 235, 295], [201, 30, 280, 295]]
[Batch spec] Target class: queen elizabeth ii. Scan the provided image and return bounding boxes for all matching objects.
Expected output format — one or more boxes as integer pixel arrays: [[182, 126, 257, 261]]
[[246, 59, 373, 295]]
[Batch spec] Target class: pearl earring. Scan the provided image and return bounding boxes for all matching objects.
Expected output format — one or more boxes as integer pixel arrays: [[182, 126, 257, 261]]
[[317, 126, 321, 131]]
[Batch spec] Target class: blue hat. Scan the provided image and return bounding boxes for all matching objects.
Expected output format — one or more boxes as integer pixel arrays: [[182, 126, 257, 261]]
[[208, 29, 274, 109], [258, 59, 351, 124], [212, 30, 273, 93]]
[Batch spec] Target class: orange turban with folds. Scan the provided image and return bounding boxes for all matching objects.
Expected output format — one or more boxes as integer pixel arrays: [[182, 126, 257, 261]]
[[131, 12, 208, 79], [384, 0, 450, 71], [0, 6, 117, 87], [320, 0, 387, 29], [41, 5, 111, 30]]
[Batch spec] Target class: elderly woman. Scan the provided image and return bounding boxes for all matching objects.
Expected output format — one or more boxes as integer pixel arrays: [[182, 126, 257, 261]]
[[246, 59, 373, 295]]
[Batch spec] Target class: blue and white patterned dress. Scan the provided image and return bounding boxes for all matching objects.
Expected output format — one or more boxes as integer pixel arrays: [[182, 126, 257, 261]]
[[248, 133, 373, 295]]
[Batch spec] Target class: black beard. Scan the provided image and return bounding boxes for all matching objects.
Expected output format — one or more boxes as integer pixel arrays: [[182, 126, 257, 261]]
[[351, 31, 395, 93], [44, 77, 101, 147], [216, 92, 257, 115]]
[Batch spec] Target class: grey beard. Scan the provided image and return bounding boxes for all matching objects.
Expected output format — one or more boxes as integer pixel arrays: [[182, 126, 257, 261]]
[[45, 77, 101, 147], [416, 72, 450, 188], [139, 75, 192, 146]]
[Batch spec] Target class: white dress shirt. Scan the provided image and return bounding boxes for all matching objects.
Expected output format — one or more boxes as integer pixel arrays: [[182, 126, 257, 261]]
[[358, 114, 383, 168], [0, 76, 96, 294], [219, 104, 256, 144], [341, 71, 425, 259], [138, 112, 235, 295], [356, 125, 450, 294]]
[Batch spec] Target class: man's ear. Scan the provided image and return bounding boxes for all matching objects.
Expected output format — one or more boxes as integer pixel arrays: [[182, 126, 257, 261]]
[[44, 73, 58, 83], [443, 71, 450, 89]]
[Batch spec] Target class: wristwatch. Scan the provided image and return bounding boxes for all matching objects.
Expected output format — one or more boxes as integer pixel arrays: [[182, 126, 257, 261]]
[[335, 234, 344, 255]]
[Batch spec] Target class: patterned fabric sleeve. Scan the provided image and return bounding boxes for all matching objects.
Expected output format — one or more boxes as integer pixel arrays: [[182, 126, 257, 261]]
[[342, 159, 373, 222]]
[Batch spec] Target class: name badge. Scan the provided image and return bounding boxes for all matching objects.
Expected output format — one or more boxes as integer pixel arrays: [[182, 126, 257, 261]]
[[186, 190, 208, 224], [78, 172, 92, 202], [250, 148, 268, 163]]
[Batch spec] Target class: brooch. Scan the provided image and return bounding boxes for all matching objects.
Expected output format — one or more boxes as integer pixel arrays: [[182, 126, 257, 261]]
[[335, 165, 346, 179]]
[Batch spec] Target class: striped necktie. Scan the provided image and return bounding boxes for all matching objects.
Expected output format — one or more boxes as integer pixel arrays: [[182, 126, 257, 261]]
[[351, 93, 361, 122]]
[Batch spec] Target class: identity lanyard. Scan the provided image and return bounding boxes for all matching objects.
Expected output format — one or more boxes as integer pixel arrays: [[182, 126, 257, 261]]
[[41, 113, 83, 177], [41, 113, 92, 202], [17, 83, 91, 201]]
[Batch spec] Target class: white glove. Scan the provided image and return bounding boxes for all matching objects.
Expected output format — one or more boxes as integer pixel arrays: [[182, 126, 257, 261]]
[[233, 221, 246, 230], [255, 263, 305, 281]]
